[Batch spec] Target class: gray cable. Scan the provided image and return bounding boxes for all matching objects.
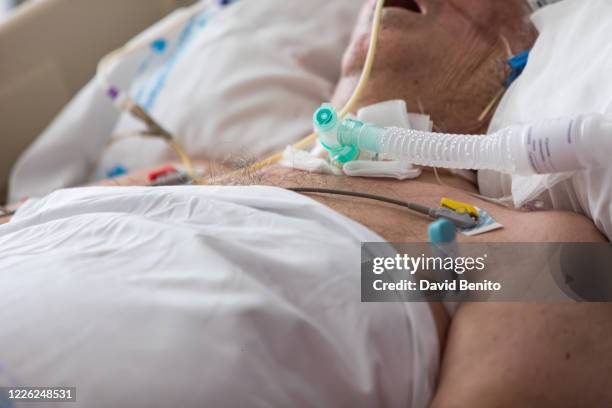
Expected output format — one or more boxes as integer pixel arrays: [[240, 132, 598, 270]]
[[288, 187, 478, 229], [288, 187, 432, 217]]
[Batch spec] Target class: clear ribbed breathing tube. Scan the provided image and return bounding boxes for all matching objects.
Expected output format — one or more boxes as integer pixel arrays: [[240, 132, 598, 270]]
[[314, 104, 612, 176]]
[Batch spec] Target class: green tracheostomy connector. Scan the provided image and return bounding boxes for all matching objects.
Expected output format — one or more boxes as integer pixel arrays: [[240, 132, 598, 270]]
[[313, 104, 385, 164]]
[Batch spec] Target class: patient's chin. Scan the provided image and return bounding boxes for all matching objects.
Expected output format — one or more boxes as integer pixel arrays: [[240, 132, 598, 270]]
[[330, 73, 419, 124]]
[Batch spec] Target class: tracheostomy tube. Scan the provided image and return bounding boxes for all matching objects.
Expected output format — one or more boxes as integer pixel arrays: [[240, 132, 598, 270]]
[[313, 104, 612, 175]]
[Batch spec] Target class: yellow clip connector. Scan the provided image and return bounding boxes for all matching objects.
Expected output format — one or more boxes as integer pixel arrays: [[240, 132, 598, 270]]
[[440, 198, 479, 219]]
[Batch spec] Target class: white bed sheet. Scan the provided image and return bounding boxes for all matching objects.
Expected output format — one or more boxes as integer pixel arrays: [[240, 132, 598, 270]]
[[0, 186, 438, 407]]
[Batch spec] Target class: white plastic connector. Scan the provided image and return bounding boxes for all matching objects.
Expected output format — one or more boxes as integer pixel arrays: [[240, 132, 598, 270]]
[[374, 114, 612, 175]]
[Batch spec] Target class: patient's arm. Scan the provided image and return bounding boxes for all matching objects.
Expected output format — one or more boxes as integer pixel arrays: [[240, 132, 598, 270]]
[[432, 301, 612, 408]]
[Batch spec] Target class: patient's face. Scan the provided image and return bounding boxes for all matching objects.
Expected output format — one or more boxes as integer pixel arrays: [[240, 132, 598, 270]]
[[333, 0, 536, 133]]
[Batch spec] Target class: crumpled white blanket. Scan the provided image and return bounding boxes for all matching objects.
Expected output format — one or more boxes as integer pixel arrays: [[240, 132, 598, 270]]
[[0, 186, 438, 408]]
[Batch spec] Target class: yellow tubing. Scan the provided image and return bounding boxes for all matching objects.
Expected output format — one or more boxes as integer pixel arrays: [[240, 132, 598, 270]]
[[167, 138, 196, 178]]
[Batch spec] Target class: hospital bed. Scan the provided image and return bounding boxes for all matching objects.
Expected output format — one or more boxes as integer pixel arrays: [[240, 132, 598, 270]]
[[0, 0, 195, 203]]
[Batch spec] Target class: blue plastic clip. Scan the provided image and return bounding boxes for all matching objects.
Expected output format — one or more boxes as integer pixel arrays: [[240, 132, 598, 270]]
[[428, 219, 457, 245], [504, 49, 531, 88], [151, 38, 167, 54], [106, 165, 128, 179]]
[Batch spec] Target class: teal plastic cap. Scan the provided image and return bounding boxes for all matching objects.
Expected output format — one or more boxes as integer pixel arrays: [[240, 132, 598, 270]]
[[314, 105, 337, 131], [428, 219, 457, 244]]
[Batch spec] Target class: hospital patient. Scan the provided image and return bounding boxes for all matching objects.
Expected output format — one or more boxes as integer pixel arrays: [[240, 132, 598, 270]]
[[1, 0, 612, 407]]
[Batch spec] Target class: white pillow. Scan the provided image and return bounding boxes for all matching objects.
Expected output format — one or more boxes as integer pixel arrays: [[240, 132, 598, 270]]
[[9, 0, 360, 201], [482, 0, 612, 239]]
